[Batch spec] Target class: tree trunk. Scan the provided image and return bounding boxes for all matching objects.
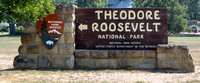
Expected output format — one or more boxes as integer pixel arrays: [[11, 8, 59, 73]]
[[9, 22, 15, 35]]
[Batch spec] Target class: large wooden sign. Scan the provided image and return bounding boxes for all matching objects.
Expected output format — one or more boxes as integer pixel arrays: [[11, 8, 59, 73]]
[[37, 14, 64, 49], [75, 8, 168, 50]]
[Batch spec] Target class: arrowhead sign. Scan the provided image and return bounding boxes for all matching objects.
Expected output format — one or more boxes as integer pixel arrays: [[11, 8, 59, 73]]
[[37, 14, 64, 49], [78, 24, 88, 31]]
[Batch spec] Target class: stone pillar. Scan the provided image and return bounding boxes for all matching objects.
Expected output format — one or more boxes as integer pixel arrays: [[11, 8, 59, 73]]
[[14, 5, 76, 69], [157, 44, 194, 72]]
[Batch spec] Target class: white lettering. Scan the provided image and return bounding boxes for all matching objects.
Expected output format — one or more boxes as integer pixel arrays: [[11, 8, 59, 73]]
[[95, 10, 103, 20], [137, 10, 144, 20], [154, 10, 160, 20], [153, 23, 161, 32], [120, 10, 127, 20]]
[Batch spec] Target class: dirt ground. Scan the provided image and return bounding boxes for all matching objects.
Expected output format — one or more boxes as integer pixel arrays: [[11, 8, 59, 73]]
[[0, 36, 200, 83]]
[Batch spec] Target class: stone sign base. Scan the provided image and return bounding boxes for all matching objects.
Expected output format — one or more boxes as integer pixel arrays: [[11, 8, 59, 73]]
[[74, 44, 194, 71], [14, 44, 194, 72]]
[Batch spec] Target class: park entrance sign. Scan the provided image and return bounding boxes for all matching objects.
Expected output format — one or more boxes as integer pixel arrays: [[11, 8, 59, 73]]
[[75, 8, 168, 50], [14, 5, 194, 71]]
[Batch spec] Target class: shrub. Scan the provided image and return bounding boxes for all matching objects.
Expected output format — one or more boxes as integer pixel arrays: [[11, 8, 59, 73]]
[[14, 26, 25, 35], [189, 25, 198, 29], [185, 25, 198, 32], [185, 27, 193, 32], [7, 28, 10, 32], [0, 24, 8, 32]]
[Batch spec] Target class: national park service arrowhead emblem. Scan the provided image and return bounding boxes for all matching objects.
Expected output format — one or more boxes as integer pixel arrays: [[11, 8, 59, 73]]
[[37, 14, 64, 49]]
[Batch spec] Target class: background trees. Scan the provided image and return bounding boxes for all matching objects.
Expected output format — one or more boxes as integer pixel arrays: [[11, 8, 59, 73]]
[[76, 0, 108, 8], [182, 0, 200, 20], [132, 0, 188, 34], [0, 0, 55, 35], [50, 0, 72, 5]]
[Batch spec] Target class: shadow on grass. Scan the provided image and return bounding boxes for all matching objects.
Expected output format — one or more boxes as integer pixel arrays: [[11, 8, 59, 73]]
[[0, 68, 194, 73]]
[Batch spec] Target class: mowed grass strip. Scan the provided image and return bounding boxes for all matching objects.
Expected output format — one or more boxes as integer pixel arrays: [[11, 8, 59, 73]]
[[0, 35, 199, 82]]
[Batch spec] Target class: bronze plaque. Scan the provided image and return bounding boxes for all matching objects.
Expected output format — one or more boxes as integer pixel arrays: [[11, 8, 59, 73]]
[[75, 8, 168, 50]]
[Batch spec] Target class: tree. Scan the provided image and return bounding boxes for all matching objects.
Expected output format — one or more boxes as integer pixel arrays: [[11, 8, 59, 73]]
[[0, 0, 55, 35], [50, 0, 72, 5], [133, 0, 166, 8], [132, 0, 188, 34], [76, 0, 108, 8], [182, 0, 200, 20], [167, 0, 188, 33]]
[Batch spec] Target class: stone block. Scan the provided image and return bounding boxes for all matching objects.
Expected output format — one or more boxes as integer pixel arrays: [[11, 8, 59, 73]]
[[139, 59, 156, 69], [75, 50, 90, 59], [51, 55, 74, 69], [157, 53, 166, 60], [18, 45, 27, 55], [177, 45, 189, 53], [143, 59, 156, 64], [157, 53, 180, 60], [27, 45, 41, 54], [65, 14, 75, 22], [14, 55, 38, 69], [181, 54, 194, 72], [157, 44, 177, 53], [126, 59, 143, 69], [124, 50, 144, 58], [157, 60, 180, 70], [108, 50, 124, 58], [145, 50, 156, 58], [64, 32, 74, 44], [94, 59, 117, 69], [58, 44, 74, 55], [38, 55, 50, 69], [63, 23, 74, 32], [57, 14, 65, 20], [55, 5, 76, 14], [139, 64, 156, 69], [21, 33, 35, 44], [58, 34, 65, 44], [75, 59, 93, 69], [35, 34, 43, 45], [90, 50, 108, 59], [166, 53, 180, 60], [117, 58, 127, 68], [24, 23, 37, 33], [41, 45, 58, 55], [57, 14, 75, 23]]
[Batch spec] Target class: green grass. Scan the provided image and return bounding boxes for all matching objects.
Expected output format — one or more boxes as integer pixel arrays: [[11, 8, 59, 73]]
[[0, 35, 200, 82], [0, 32, 9, 35], [0, 35, 21, 55], [186, 80, 200, 83]]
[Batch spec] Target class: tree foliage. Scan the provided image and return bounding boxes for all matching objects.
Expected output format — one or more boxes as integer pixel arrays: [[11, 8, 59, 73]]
[[182, 0, 200, 20], [132, 0, 188, 34], [50, 0, 72, 5], [76, 0, 108, 8], [0, 0, 55, 24]]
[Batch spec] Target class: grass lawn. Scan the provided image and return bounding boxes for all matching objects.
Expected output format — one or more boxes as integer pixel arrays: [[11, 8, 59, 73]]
[[0, 35, 200, 82]]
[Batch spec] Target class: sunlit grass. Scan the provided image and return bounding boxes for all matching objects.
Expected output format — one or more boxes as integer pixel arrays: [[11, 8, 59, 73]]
[[0, 32, 9, 35]]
